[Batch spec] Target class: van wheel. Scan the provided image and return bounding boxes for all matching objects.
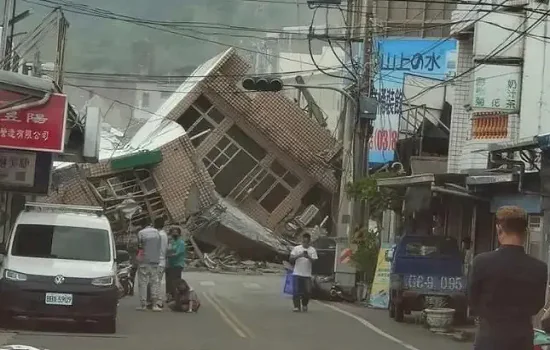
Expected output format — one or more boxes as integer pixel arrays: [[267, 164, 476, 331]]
[[98, 316, 116, 334], [394, 302, 404, 323]]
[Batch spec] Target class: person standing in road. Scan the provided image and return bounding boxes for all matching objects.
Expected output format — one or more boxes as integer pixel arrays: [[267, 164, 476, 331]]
[[469, 206, 547, 350], [166, 227, 186, 301], [136, 217, 163, 311], [289, 233, 318, 312]]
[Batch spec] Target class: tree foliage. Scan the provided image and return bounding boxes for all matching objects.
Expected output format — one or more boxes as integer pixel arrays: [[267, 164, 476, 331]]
[[345, 172, 400, 229], [350, 226, 379, 283]]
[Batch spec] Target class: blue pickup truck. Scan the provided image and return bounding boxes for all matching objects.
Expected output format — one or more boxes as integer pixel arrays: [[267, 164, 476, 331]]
[[386, 235, 467, 323]]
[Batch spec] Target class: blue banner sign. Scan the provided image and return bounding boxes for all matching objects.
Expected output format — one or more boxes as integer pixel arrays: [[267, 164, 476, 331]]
[[369, 39, 457, 164]]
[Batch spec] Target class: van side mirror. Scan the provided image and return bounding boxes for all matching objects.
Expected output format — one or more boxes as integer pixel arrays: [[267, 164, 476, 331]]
[[0, 243, 7, 255], [116, 250, 130, 264]]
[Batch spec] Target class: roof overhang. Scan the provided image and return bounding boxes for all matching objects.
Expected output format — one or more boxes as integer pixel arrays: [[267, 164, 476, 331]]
[[377, 173, 485, 201], [377, 173, 466, 188]]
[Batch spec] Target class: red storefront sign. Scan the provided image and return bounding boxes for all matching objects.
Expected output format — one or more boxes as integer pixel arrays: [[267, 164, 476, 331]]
[[0, 93, 67, 153]]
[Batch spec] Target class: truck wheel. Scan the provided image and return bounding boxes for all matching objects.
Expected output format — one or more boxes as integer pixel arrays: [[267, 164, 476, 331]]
[[394, 302, 404, 322], [389, 301, 395, 318]]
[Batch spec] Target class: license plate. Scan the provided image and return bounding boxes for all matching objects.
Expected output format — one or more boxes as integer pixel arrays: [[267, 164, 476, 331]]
[[405, 275, 465, 291], [45, 293, 73, 306]]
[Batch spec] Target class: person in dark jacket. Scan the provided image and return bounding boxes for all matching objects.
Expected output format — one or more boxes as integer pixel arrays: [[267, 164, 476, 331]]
[[469, 206, 548, 350]]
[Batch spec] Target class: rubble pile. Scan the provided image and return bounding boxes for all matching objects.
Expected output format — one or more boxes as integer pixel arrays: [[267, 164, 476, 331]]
[[187, 244, 285, 274]]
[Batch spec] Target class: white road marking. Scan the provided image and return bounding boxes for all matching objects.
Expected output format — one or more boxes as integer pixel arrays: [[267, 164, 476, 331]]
[[199, 281, 215, 286], [243, 282, 261, 289], [317, 302, 421, 350]]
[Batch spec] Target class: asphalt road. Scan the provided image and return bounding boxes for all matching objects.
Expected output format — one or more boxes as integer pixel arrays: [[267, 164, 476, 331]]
[[1, 272, 472, 350]]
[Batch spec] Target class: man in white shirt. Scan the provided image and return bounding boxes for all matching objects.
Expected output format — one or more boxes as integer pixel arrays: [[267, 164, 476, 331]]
[[289, 233, 318, 312]]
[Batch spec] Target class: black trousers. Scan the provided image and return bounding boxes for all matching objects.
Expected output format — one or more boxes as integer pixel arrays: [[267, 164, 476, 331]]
[[166, 266, 183, 298], [292, 276, 312, 308]]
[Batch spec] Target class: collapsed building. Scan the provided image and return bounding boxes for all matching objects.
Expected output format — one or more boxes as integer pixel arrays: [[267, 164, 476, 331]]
[[40, 48, 342, 263]]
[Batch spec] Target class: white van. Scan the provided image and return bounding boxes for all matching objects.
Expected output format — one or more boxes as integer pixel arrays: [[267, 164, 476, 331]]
[[0, 203, 119, 333]]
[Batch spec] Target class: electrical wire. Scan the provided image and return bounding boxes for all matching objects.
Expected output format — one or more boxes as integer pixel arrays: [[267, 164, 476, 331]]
[[407, 2, 545, 102]]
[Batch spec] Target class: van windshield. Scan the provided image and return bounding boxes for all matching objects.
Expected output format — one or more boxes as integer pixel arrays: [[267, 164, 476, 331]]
[[11, 224, 111, 262]]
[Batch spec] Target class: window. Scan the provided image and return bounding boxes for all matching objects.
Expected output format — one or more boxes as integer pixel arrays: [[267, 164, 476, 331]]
[[141, 92, 150, 108], [260, 183, 290, 212], [241, 161, 296, 213], [176, 95, 227, 148], [404, 236, 459, 258], [270, 160, 300, 188], [12, 224, 111, 262], [227, 125, 266, 160]]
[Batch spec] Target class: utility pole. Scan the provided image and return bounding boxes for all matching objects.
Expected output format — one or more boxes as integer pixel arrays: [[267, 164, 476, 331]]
[[0, 0, 15, 68], [53, 12, 68, 88], [332, 0, 361, 289], [356, 3, 375, 228]]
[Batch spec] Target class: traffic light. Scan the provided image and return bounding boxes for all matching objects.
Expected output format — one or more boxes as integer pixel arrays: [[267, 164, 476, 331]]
[[241, 77, 283, 92]]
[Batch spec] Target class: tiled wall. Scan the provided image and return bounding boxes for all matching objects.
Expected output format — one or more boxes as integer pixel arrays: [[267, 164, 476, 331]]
[[448, 37, 474, 173]]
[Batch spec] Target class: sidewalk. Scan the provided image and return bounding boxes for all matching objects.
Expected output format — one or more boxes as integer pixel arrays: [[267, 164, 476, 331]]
[[325, 302, 473, 350]]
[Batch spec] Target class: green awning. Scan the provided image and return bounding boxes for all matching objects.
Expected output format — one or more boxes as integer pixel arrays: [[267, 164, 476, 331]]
[[111, 150, 162, 170]]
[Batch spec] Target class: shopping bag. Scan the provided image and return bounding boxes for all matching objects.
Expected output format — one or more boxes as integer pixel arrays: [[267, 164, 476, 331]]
[[283, 271, 294, 295]]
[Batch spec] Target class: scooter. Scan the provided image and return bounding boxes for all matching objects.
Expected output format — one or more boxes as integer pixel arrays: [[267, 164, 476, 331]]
[[117, 262, 133, 298]]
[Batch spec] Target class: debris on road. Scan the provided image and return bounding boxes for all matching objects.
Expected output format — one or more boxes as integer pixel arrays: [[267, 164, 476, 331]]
[[185, 244, 286, 274]]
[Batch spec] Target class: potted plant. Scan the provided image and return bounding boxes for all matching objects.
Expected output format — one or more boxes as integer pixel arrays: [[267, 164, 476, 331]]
[[424, 296, 455, 332]]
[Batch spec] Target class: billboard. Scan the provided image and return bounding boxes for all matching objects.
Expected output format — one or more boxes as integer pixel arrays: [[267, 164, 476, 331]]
[[0, 93, 68, 153], [369, 39, 457, 164]]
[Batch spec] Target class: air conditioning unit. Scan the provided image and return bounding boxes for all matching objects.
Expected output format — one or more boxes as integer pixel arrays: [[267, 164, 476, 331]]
[[295, 204, 320, 227]]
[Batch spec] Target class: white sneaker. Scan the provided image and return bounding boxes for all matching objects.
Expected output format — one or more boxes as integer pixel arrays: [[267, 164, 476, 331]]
[[152, 305, 162, 312]]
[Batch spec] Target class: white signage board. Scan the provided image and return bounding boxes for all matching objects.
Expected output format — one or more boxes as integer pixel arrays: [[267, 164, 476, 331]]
[[473, 64, 521, 111], [0, 149, 36, 187]]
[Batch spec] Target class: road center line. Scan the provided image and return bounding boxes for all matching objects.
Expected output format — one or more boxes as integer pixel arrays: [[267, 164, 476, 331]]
[[202, 292, 247, 338], [209, 293, 255, 339], [317, 302, 421, 350]]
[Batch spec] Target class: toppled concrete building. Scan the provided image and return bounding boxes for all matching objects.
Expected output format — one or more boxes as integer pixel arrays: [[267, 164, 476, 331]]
[[135, 48, 341, 232], [41, 48, 341, 258]]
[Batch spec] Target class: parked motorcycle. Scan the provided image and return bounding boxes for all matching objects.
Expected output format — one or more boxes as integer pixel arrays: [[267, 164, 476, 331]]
[[117, 262, 133, 298]]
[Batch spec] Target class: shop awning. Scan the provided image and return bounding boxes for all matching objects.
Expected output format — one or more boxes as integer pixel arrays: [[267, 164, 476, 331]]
[[376, 173, 466, 188]]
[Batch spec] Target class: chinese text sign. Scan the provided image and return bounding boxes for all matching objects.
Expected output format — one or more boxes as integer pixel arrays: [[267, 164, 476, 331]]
[[0, 93, 67, 153], [370, 39, 457, 164], [473, 64, 521, 110], [0, 149, 37, 187]]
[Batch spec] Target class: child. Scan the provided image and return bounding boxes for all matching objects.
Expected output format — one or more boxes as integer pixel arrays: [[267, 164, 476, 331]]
[[168, 278, 200, 313]]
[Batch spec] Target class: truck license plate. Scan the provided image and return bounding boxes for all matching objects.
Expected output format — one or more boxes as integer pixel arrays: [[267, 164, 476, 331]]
[[45, 293, 73, 306]]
